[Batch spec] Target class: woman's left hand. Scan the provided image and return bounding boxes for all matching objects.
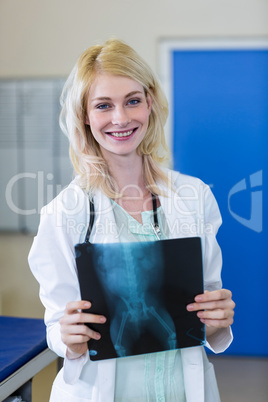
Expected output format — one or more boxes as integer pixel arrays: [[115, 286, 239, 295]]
[[186, 289, 235, 337]]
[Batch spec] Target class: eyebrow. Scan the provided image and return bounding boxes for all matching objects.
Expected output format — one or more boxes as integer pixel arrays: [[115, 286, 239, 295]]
[[91, 90, 144, 102]]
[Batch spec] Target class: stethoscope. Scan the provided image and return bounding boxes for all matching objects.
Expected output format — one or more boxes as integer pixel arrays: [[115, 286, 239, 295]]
[[85, 193, 161, 242], [151, 193, 161, 240]]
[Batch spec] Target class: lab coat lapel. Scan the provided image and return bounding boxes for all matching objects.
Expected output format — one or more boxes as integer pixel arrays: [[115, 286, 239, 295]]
[[90, 189, 119, 244], [96, 359, 116, 402], [181, 347, 205, 402], [158, 179, 197, 240], [86, 189, 117, 401], [159, 175, 205, 402]]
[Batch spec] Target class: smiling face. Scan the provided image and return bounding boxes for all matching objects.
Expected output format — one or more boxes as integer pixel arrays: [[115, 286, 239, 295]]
[[85, 73, 152, 163]]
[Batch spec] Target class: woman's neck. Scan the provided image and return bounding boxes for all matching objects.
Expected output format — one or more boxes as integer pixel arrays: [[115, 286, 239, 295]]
[[104, 153, 159, 223], [106, 154, 147, 197]]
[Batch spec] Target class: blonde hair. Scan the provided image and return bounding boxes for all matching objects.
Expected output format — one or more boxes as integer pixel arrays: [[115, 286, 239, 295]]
[[60, 38, 170, 197]]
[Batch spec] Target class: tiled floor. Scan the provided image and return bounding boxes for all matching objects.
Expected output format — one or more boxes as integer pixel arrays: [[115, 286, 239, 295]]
[[209, 356, 268, 402]]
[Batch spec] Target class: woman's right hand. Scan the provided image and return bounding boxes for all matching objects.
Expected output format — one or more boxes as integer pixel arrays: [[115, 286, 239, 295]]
[[60, 300, 106, 359]]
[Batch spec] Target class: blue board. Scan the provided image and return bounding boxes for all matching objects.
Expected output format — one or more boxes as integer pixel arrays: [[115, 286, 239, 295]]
[[172, 48, 268, 356], [0, 316, 47, 382]]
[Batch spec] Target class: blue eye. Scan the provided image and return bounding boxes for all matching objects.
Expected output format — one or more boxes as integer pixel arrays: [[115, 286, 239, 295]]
[[96, 103, 110, 110], [128, 98, 141, 105]]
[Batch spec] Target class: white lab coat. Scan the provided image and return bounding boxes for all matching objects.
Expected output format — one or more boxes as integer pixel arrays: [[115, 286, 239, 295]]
[[28, 169, 233, 402]]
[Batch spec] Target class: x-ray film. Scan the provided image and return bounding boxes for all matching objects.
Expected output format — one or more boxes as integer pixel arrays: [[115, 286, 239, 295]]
[[75, 237, 205, 361]]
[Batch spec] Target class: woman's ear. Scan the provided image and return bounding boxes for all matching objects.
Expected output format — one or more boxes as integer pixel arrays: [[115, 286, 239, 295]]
[[146, 93, 152, 113], [85, 115, 90, 125]]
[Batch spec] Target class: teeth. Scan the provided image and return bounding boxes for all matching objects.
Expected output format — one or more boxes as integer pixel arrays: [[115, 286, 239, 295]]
[[110, 130, 133, 138]]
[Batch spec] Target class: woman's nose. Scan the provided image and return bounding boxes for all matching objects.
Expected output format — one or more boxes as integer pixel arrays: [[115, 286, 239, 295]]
[[111, 107, 131, 127]]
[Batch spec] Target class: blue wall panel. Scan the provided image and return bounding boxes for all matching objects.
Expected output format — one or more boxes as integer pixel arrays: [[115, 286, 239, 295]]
[[172, 49, 268, 356]]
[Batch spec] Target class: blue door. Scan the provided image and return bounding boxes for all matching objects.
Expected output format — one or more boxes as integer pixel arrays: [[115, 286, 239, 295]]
[[172, 47, 268, 356]]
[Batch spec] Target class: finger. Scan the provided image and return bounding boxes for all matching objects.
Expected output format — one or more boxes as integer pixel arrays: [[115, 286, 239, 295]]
[[195, 289, 232, 303], [61, 321, 102, 341], [197, 308, 234, 321], [65, 300, 92, 314], [62, 334, 91, 345], [64, 325, 102, 341], [200, 317, 234, 328], [188, 298, 235, 312], [72, 312, 106, 325], [62, 323, 93, 336], [61, 311, 106, 326]]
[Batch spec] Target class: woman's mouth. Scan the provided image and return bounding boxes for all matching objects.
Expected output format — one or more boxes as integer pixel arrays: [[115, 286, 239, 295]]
[[106, 128, 137, 138]]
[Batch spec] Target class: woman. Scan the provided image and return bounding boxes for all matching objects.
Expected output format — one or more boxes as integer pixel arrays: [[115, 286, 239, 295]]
[[29, 39, 235, 401]]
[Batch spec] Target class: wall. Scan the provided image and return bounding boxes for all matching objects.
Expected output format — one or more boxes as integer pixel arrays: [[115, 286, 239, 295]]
[[0, 0, 267, 79]]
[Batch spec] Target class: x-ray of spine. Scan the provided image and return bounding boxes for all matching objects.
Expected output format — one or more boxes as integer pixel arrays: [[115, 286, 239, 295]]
[[92, 242, 177, 357]]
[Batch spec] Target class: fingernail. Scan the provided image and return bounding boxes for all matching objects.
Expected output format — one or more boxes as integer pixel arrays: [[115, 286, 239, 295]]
[[84, 302, 91, 308], [96, 333, 101, 340], [100, 316, 106, 323], [195, 296, 202, 302], [187, 304, 194, 311]]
